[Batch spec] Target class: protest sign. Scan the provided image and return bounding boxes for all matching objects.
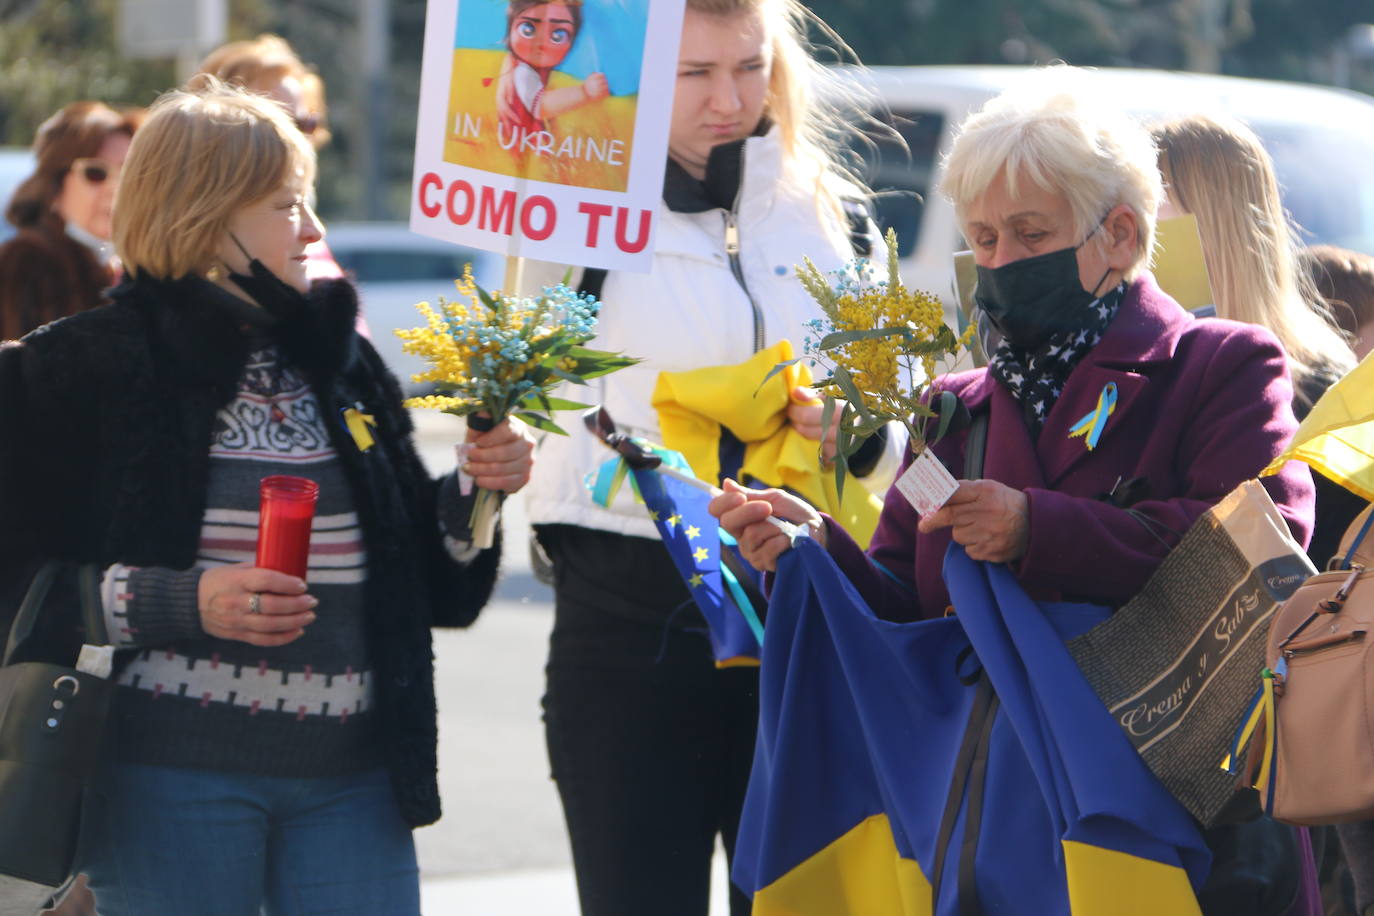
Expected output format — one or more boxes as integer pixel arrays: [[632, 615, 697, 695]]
[[410, 0, 684, 272]]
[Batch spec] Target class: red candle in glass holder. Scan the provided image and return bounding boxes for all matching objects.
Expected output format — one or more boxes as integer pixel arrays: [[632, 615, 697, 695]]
[[256, 475, 319, 579]]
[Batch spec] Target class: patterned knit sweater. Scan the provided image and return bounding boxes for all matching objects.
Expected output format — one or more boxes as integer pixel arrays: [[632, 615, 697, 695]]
[[99, 340, 468, 777]]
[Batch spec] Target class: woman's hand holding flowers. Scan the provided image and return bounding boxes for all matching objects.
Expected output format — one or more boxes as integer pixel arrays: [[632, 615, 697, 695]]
[[710, 479, 826, 572], [460, 416, 536, 493], [787, 385, 841, 463], [918, 480, 1029, 563]]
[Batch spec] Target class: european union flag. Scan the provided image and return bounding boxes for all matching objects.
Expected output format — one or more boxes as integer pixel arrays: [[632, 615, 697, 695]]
[[735, 537, 1210, 914], [629, 466, 764, 667]]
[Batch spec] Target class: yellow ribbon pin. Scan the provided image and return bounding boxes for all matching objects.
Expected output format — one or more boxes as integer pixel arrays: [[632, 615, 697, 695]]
[[342, 406, 377, 452]]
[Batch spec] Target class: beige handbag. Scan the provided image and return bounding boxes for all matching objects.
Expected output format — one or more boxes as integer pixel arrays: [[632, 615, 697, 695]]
[[1234, 505, 1374, 825]]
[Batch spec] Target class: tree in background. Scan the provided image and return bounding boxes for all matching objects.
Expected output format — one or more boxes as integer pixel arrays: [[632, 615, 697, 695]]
[[1, 0, 1371, 220], [0, 0, 177, 144]]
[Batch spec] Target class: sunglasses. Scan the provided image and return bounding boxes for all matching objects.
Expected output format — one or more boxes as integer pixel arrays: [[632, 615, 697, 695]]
[[295, 113, 320, 137], [69, 158, 119, 184]]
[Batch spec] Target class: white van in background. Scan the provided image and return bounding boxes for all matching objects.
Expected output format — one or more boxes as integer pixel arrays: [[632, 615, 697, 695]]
[[836, 66, 1374, 308], [0, 147, 35, 245]]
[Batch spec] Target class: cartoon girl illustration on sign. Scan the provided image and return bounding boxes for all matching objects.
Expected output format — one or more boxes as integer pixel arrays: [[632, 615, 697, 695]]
[[443, 0, 645, 192], [497, 0, 609, 136]]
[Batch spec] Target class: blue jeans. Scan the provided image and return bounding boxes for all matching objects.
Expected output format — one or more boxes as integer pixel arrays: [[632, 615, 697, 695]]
[[79, 764, 419, 916]]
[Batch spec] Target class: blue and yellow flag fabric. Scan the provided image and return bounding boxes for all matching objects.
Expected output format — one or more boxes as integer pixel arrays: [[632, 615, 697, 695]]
[[736, 537, 1210, 914], [1262, 351, 1374, 500], [586, 442, 764, 667], [652, 340, 885, 547], [629, 468, 764, 667]]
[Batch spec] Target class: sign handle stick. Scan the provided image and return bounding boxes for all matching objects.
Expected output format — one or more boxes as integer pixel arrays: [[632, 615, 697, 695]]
[[504, 255, 526, 295]]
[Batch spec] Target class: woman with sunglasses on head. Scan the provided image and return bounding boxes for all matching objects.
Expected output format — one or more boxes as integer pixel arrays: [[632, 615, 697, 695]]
[[0, 100, 141, 340]]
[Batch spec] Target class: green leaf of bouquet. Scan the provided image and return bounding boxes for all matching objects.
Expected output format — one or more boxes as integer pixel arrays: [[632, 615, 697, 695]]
[[905, 334, 957, 356], [754, 358, 803, 396], [829, 366, 872, 423], [549, 367, 584, 385], [472, 282, 500, 311], [833, 443, 848, 501], [540, 340, 575, 358], [566, 345, 631, 361], [850, 417, 888, 438], [527, 336, 564, 356], [840, 426, 869, 457], [933, 389, 958, 443], [816, 326, 913, 350], [568, 350, 641, 380], [532, 396, 593, 412], [516, 411, 569, 436]]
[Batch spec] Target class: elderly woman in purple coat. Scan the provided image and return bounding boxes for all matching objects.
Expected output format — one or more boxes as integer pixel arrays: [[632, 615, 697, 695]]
[[713, 71, 1317, 915]]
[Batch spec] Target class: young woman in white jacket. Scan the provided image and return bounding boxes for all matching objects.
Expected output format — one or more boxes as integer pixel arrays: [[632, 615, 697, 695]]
[[526, 2, 901, 912]]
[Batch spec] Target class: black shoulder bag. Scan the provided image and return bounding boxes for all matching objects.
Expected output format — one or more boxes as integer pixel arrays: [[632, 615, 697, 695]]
[[0, 562, 113, 914]]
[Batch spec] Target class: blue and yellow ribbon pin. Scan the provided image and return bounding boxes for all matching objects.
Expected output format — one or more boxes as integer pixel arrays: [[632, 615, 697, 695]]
[[342, 404, 377, 452], [1067, 382, 1118, 451]]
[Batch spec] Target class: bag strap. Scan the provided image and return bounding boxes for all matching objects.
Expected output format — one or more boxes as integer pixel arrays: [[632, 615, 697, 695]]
[[4, 562, 108, 666], [963, 411, 989, 481], [931, 672, 997, 914], [959, 684, 999, 916], [1338, 507, 1374, 570]]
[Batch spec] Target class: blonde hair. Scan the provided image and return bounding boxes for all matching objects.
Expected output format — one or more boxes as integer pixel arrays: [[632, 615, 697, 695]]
[[199, 34, 305, 92], [941, 67, 1161, 281], [113, 80, 316, 280], [686, 0, 869, 200], [1154, 115, 1354, 388], [197, 34, 331, 147]]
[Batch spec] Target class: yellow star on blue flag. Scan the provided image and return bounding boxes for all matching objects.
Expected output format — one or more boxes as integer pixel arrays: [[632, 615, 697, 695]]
[[625, 458, 765, 667]]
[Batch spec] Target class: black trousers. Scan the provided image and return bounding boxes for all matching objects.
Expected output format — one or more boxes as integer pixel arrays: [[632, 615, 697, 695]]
[[539, 525, 758, 916]]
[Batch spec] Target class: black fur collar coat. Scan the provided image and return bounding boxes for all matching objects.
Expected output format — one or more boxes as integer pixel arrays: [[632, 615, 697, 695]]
[[0, 272, 500, 827]]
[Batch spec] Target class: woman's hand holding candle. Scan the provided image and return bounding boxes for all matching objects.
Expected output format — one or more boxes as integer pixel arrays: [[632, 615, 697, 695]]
[[197, 564, 317, 646]]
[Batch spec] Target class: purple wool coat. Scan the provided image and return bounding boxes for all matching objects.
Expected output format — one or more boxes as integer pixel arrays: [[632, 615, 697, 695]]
[[826, 274, 1316, 621]]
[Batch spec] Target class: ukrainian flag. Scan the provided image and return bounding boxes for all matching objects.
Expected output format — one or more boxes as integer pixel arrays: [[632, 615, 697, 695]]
[[1263, 352, 1374, 500], [652, 340, 885, 547], [736, 537, 1210, 914]]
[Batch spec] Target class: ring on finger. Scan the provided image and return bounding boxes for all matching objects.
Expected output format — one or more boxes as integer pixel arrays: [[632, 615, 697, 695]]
[[248, 592, 262, 615]]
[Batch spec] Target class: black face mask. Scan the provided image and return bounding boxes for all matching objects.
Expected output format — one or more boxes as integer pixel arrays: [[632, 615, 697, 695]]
[[973, 237, 1111, 352], [224, 234, 310, 321]]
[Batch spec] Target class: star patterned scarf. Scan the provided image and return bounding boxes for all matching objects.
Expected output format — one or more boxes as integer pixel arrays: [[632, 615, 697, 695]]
[[988, 283, 1126, 437]]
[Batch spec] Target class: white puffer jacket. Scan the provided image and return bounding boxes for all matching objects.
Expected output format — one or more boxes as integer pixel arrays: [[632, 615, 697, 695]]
[[523, 127, 902, 539]]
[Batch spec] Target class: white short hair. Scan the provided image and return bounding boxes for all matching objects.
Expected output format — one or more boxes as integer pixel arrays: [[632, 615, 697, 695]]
[[940, 67, 1161, 280]]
